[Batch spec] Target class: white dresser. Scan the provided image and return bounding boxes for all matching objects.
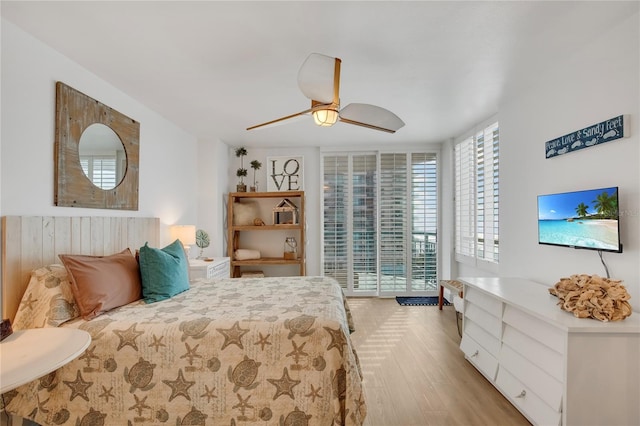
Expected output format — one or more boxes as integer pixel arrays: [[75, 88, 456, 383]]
[[189, 258, 230, 280], [459, 277, 640, 426]]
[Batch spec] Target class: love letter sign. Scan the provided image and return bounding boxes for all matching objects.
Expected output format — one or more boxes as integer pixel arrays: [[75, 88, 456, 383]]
[[267, 156, 304, 191]]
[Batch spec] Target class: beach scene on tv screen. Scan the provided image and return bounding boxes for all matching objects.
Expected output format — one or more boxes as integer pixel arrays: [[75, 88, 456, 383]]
[[538, 187, 619, 251]]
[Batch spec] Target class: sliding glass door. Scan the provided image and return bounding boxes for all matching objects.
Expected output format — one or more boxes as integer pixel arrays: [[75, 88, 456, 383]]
[[322, 151, 438, 296]]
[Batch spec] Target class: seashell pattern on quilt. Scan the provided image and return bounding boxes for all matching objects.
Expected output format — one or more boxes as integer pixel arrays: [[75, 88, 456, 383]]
[[3, 276, 366, 425]]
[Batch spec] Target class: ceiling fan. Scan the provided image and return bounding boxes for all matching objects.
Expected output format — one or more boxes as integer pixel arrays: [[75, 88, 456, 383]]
[[247, 53, 405, 134]]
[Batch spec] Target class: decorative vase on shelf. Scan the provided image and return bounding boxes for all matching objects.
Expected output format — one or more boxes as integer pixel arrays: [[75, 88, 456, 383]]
[[235, 146, 248, 193], [250, 160, 262, 193], [283, 237, 297, 260], [236, 168, 247, 192]]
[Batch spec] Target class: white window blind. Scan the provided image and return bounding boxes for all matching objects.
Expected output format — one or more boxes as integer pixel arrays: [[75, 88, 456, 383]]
[[477, 122, 500, 262], [323, 151, 438, 295], [80, 156, 117, 189], [323, 155, 350, 287], [455, 121, 499, 264], [352, 154, 378, 292], [323, 154, 378, 292], [455, 138, 475, 258], [410, 153, 438, 290], [379, 153, 408, 292]]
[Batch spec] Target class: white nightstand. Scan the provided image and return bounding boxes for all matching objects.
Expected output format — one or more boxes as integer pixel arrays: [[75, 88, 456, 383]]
[[189, 257, 230, 280]]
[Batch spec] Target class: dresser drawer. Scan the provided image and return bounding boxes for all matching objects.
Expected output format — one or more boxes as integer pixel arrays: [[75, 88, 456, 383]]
[[503, 305, 565, 354], [465, 318, 501, 357], [499, 344, 563, 412], [460, 333, 498, 382], [465, 286, 503, 318], [496, 367, 562, 426], [502, 323, 563, 382], [465, 302, 502, 339]]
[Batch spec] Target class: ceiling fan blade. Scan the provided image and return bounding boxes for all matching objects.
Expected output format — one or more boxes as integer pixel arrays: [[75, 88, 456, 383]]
[[297, 53, 340, 105], [338, 103, 405, 133], [246, 107, 312, 131]]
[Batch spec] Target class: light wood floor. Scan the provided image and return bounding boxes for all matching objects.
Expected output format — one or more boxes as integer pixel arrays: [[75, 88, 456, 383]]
[[346, 297, 531, 426]]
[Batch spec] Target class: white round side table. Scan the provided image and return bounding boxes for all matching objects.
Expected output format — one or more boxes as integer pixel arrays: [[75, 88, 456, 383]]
[[0, 327, 91, 393]]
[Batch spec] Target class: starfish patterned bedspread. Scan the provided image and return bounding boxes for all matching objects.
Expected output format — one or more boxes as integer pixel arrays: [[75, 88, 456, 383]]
[[3, 276, 366, 425]]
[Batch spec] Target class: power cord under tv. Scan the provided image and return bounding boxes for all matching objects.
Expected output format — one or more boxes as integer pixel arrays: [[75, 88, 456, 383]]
[[597, 250, 611, 278]]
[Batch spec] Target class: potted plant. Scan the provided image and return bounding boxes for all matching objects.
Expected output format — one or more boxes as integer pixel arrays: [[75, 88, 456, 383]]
[[235, 147, 248, 192], [195, 229, 210, 259], [250, 160, 262, 192]]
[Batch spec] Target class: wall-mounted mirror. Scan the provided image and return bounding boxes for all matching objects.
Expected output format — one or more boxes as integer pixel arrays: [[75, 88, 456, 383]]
[[79, 123, 127, 190], [55, 82, 139, 210]]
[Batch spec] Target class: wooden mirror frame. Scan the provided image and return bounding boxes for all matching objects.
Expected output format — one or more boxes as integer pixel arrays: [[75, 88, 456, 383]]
[[54, 82, 139, 210]]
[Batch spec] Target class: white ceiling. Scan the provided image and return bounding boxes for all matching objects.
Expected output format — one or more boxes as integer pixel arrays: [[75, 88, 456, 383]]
[[2, 1, 636, 148]]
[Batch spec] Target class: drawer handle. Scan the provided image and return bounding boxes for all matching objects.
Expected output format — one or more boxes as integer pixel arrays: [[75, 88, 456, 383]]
[[470, 350, 479, 358], [515, 390, 526, 398]]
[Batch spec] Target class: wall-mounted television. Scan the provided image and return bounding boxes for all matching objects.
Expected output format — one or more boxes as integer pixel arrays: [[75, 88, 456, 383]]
[[537, 186, 622, 253]]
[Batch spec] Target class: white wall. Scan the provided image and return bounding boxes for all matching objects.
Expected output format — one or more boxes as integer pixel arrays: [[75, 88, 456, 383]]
[[197, 138, 229, 258], [0, 19, 199, 243], [440, 138, 457, 280], [459, 12, 640, 308]]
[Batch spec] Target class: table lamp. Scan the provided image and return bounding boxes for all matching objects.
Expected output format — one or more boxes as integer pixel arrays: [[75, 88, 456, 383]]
[[170, 225, 196, 258]]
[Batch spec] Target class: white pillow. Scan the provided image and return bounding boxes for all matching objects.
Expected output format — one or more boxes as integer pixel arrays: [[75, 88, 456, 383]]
[[233, 201, 259, 226], [12, 265, 79, 330]]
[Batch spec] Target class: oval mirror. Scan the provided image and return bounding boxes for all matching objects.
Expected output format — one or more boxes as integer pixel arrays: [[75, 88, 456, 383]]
[[78, 123, 127, 190]]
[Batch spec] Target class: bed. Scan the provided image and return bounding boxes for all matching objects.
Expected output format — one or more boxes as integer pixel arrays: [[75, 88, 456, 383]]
[[1, 216, 366, 425]]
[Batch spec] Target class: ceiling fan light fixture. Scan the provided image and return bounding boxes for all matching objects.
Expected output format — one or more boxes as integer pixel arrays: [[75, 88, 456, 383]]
[[312, 108, 339, 127], [247, 53, 403, 133]]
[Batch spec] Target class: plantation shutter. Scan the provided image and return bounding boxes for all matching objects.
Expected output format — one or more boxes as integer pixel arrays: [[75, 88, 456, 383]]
[[351, 154, 378, 292], [455, 137, 475, 258], [379, 153, 408, 292], [476, 122, 500, 262], [455, 121, 500, 264], [323, 150, 438, 295], [410, 153, 438, 291], [80, 158, 90, 178], [323, 154, 378, 292], [323, 155, 349, 287], [79, 156, 117, 189]]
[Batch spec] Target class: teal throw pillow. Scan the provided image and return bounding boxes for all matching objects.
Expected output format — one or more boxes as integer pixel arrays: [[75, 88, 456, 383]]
[[139, 239, 190, 303]]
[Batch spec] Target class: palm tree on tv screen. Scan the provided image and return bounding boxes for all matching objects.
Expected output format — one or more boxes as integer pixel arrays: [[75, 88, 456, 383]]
[[575, 202, 589, 218], [592, 190, 618, 219]]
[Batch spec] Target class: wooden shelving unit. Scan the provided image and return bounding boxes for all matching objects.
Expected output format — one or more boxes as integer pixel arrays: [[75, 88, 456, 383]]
[[227, 191, 305, 278]]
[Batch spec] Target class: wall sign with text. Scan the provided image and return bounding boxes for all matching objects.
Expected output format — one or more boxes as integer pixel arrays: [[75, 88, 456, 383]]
[[545, 115, 630, 159], [267, 156, 303, 191]]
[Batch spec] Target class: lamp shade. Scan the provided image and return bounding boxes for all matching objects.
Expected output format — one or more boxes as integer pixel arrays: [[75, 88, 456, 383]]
[[312, 108, 339, 126], [170, 225, 196, 246]]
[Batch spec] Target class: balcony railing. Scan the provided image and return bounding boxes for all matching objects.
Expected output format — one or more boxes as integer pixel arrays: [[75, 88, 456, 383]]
[[325, 232, 438, 292]]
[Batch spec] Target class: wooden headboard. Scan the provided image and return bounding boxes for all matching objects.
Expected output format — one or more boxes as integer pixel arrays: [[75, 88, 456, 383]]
[[1, 216, 159, 322]]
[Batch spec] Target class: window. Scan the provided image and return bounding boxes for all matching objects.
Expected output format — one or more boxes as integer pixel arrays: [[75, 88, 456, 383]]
[[455, 121, 499, 265], [323, 154, 377, 292], [379, 153, 407, 292], [409, 153, 438, 289], [322, 151, 438, 296], [80, 156, 118, 189]]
